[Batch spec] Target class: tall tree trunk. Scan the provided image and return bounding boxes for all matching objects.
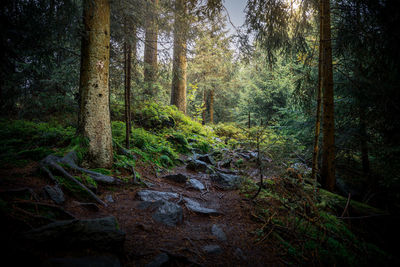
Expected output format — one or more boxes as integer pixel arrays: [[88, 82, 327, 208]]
[[143, 0, 159, 98], [209, 89, 214, 124], [248, 111, 251, 129], [320, 0, 335, 191], [170, 0, 188, 114], [202, 89, 207, 125], [311, 5, 324, 183], [78, 0, 113, 168], [124, 40, 132, 149]]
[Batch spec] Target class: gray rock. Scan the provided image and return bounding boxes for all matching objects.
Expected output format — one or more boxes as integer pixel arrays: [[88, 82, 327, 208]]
[[162, 173, 188, 183], [202, 245, 222, 254], [198, 154, 216, 165], [42, 255, 121, 267], [184, 198, 220, 215], [145, 253, 169, 267], [186, 159, 209, 172], [210, 172, 242, 190], [24, 216, 125, 251], [43, 185, 65, 205], [152, 201, 183, 226], [137, 190, 178, 202], [105, 194, 114, 203], [137, 200, 164, 210], [186, 178, 205, 191], [211, 224, 227, 241]]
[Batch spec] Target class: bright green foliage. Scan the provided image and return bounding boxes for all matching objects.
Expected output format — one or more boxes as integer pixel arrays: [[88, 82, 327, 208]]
[[0, 119, 75, 165]]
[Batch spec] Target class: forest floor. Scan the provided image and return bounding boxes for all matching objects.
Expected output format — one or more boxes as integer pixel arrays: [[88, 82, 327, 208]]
[[0, 152, 286, 266]]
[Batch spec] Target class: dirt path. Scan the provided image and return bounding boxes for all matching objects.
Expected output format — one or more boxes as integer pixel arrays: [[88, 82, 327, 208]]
[[0, 155, 282, 266], [60, 161, 278, 266]]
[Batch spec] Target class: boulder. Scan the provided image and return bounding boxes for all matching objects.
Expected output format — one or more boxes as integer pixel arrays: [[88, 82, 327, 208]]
[[137, 190, 178, 202], [43, 185, 65, 205], [162, 173, 188, 183], [186, 179, 205, 191], [23, 216, 125, 251], [210, 172, 242, 190], [211, 224, 227, 241], [184, 198, 220, 215], [152, 201, 183, 226], [202, 245, 222, 254], [186, 159, 210, 173]]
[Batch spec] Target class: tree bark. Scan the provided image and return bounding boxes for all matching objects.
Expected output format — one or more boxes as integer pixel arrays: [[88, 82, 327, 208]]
[[248, 111, 251, 129], [202, 89, 207, 125], [124, 40, 132, 149], [170, 0, 188, 114], [320, 0, 335, 191], [143, 0, 159, 98], [78, 0, 113, 168], [209, 89, 214, 124], [311, 4, 324, 183]]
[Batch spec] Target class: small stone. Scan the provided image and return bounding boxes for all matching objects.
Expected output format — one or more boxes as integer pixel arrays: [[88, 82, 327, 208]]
[[152, 201, 183, 226], [43, 185, 65, 205], [145, 253, 169, 267], [203, 245, 222, 254], [186, 178, 205, 191], [210, 172, 242, 190], [137, 190, 178, 202], [184, 198, 220, 215], [186, 159, 209, 172], [162, 173, 188, 183], [211, 224, 227, 241], [105, 194, 114, 203]]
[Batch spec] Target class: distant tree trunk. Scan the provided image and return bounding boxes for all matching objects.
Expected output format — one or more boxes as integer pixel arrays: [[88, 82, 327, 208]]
[[202, 89, 207, 125], [170, 0, 188, 114], [78, 0, 112, 168], [320, 0, 335, 191], [311, 6, 324, 183], [248, 111, 251, 129], [143, 0, 158, 98], [124, 40, 132, 149], [209, 89, 214, 124]]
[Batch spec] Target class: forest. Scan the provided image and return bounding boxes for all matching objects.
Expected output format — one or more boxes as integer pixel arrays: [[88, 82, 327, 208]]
[[0, 0, 399, 266]]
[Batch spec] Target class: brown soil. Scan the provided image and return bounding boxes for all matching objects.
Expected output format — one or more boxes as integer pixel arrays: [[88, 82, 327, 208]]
[[0, 160, 283, 266]]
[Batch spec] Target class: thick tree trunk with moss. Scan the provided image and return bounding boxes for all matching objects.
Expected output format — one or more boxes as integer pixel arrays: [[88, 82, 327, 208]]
[[78, 0, 113, 168], [170, 0, 188, 114], [320, 0, 335, 191], [143, 0, 158, 97]]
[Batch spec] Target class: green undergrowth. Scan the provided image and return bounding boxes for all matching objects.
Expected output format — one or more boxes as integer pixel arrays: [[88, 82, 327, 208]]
[[0, 119, 75, 166], [112, 102, 223, 169], [241, 177, 390, 266]]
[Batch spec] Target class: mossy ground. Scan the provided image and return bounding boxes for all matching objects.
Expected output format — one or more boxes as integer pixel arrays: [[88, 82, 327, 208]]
[[0, 103, 394, 265]]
